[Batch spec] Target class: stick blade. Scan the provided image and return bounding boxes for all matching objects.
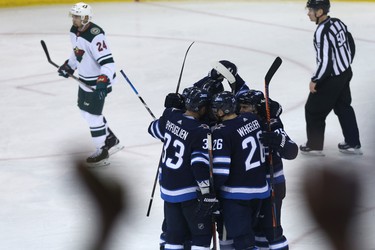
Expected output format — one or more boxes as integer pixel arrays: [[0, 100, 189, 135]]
[[40, 40, 49, 58], [265, 57, 282, 85]]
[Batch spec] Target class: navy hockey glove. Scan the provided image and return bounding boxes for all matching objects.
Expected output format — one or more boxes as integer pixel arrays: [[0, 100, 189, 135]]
[[96, 75, 109, 100], [195, 192, 219, 218], [259, 131, 286, 151], [164, 93, 184, 109], [208, 68, 224, 81], [58, 60, 74, 78]]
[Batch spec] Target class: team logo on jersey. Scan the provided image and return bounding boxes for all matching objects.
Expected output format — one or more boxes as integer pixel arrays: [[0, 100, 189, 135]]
[[212, 124, 226, 130], [90, 27, 101, 35], [74, 46, 85, 62], [199, 124, 210, 129]]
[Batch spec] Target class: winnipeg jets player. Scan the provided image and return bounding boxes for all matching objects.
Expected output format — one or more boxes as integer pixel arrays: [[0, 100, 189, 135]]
[[148, 87, 218, 250], [211, 91, 270, 250], [58, 2, 122, 167]]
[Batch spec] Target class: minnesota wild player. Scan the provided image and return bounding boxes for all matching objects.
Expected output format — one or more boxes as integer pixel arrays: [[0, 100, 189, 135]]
[[58, 2, 122, 167]]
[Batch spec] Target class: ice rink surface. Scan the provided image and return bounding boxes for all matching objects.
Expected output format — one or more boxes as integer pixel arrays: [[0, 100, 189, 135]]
[[1, 1, 375, 249]]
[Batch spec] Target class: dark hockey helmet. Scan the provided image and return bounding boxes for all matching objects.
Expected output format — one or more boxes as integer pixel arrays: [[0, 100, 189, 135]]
[[237, 90, 283, 118], [237, 90, 265, 106], [185, 87, 211, 112], [211, 91, 237, 115], [306, 0, 330, 12], [182, 86, 195, 101], [201, 80, 224, 96]]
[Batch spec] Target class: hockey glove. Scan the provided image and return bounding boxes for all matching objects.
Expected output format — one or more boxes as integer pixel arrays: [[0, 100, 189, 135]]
[[208, 68, 224, 81], [96, 75, 109, 100], [58, 60, 74, 78], [195, 192, 219, 219], [259, 131, 286, 151], [164, 93, 184, 109]]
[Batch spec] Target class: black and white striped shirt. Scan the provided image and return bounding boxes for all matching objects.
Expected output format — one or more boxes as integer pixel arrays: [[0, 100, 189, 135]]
[[312, 17, 355, 84]]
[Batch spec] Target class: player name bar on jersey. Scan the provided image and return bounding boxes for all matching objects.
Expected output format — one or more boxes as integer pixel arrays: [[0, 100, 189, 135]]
[[165, 120, 189, 140], [237, 120, 261, 137]]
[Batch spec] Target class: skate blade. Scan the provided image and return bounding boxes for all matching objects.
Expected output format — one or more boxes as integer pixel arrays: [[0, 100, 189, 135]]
[[86, 159, 110, 168], [300, 150, 325, 157], [339, 149, 363, 155], [109, 144, 124, 156]]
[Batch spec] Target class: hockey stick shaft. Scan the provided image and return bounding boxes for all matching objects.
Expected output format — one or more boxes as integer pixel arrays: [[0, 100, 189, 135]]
[[120, 70, 156, 120], [175, 41, 195, 93], [146, 158, 160, 217], [40, 40, 95, 91], [118, 69, 160, 216], [264, 56, 282, 236], [207, 133, 217, 250]]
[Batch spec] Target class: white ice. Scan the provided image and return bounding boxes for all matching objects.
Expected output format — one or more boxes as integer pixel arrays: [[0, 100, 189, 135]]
[[0, 1, 375, 249]]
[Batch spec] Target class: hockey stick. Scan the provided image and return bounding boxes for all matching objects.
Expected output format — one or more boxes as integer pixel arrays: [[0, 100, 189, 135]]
[[175, 41, 195, 94], [119, 69, 161, 216], [40, 40, 95, 91], [207, 133, 217, 250], [120, 70, 156, 120], [264, 56, 282, 238]]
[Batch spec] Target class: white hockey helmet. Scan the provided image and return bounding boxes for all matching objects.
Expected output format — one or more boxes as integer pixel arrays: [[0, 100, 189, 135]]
[[70, 2, 93, 25]]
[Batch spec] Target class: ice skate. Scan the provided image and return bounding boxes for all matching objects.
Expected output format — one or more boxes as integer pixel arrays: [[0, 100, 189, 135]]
[[104, 132, 124, 156], [338, 142, 363, 155], [86, 147, 110, 167], [300, 144, 325, 157]]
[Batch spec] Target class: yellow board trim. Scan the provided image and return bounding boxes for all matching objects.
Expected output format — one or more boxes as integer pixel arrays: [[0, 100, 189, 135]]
[[0, 0, 134, 8], [1, 0, 374, 8]]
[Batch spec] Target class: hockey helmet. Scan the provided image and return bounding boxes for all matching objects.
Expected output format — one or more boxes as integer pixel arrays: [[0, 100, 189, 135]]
[[201, 80, 224, 96], [237, 90, 265, 106], [211, 91, 237, 115], [306, 0, 330, 13], [184, 87, 211, 112], [182, 86, 195, 100], [70, 2, 93, 25]]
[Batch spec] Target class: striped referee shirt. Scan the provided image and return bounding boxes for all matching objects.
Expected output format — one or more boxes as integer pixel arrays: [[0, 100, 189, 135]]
[[312, 17, 355, 84]]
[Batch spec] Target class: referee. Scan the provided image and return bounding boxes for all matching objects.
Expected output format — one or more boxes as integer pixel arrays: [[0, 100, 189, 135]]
[[300, 0, 362, 156]]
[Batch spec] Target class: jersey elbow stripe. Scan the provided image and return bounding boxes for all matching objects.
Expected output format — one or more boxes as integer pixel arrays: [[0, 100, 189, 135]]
[[97, 54, 113, 64], [150, 121, 163, 140], [213, 168, 229, 175], [98, 58, 115, 66], [154, 122, 163, 139], [191, 157, 209, 165], [213, 156, 231, 164]]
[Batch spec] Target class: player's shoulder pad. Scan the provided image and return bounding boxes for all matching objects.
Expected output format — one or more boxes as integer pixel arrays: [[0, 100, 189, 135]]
[[80, 23, 105, 42]]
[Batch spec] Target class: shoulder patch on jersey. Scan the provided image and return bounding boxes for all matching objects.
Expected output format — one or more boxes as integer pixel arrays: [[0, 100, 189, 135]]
[[90, 27, 101, 35], [199, 124, 210, 129], [212, 124, 226, 130]]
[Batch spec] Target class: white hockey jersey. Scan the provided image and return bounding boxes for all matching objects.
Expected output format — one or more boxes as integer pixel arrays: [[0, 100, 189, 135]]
[[67, 22, 116, 92]]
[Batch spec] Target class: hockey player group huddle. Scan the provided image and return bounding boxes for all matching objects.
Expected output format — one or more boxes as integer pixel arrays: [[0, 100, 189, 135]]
[[147, 60, 298, 250], [56, 1, 360, 249]]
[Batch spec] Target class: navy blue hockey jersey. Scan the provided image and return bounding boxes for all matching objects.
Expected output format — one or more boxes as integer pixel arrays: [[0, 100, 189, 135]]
[[263, 118, 298, 184], [212, 112, 270, 200], [148, 108, 211, 203]]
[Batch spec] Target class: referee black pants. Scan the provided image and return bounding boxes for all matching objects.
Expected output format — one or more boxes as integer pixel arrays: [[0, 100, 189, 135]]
[[304, 67, 361, 150]]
